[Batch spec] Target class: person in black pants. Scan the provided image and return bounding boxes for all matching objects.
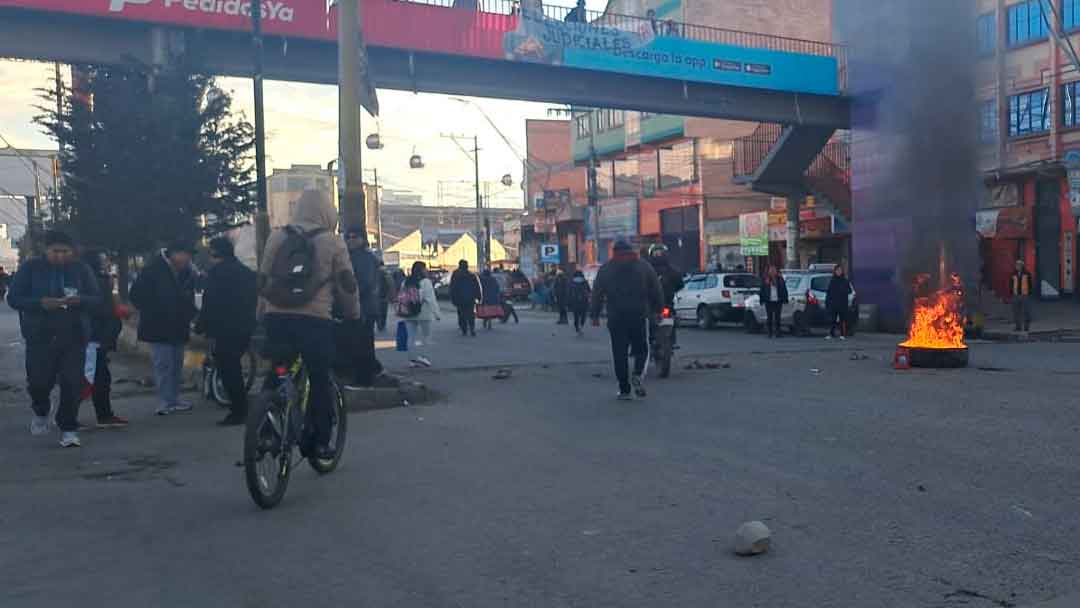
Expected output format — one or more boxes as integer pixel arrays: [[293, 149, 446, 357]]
[[450, 259, 481, 337], [554, 270, 570, 324], [82, 249, 129, 428], [7, 231, 102, 447], [568, 270, 591, 334], [825, 265, 852, 340], [345, 228, 385, 386], [195, 237, 257, 426], [759, 265, 789, 338], [590, 240, 663, 400]]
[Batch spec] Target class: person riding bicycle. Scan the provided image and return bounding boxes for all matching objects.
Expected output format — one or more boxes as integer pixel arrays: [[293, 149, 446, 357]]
[[258, 189, 360, 461], [647, 244, 684, 343]]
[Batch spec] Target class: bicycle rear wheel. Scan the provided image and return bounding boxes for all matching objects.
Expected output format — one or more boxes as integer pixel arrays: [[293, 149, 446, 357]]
[[309, 379, 347, 474], [244, 392, 292, 509]]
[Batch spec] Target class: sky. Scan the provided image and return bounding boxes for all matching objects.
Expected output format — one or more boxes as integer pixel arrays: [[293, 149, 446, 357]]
[[0, 0, 612, 211]]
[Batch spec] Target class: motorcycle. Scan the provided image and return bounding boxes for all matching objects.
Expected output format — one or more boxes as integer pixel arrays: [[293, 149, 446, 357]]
[[651, 306, 675, 379]]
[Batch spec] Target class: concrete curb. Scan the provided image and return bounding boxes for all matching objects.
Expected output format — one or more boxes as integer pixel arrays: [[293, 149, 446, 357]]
[[344, 380, 435, 412]]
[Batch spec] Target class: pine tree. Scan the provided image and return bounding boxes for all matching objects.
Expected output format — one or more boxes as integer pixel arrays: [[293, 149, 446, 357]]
[[36, 59, 255, 295]]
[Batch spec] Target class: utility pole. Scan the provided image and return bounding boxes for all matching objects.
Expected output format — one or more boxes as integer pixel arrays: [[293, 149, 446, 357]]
[[786, 193, 800, 269], [373, 167, 384, 250], [252, 0, 270, 266], [339, 0, 366, 236], [474, 135, 485, 269]]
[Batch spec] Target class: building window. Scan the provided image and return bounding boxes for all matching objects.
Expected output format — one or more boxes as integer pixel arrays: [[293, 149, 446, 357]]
[[659, 140, 697, 189], [613, 157, 639, 197], [574, 114, 592, 140], [595, 109, 625, 133], [286, 176, 314, 192], [595, 160, 613, 199], [1007, 0, 1047, 47], [1066, 0, 1080, 30], [977, 12, 996, 56], [1065, 81, 1080, 127], [698, 138, 733, 160], [1007, 88, 1049, 136], [980, 99, 998, 143]]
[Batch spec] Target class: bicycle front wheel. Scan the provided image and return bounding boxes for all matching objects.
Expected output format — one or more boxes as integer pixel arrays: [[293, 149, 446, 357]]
[[309, 379, 347, 475], [244, 392, 292, 509]]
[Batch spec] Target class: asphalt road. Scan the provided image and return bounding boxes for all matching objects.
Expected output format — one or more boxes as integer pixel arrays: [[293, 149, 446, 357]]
[[2, 304, 1079, 607]]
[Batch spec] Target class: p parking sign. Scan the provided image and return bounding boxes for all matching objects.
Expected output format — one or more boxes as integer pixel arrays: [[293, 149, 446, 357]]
[[540, 244, 561, 264]]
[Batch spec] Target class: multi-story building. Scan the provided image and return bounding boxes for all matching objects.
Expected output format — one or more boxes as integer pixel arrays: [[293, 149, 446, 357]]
[[569, 0, 834, 273], [974, 0, 1080, 301], [267, 164, 334, 228], [523, 118, 589, 276]]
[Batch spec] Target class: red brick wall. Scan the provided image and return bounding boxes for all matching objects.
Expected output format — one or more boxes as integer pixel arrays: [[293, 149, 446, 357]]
[[525, 119, 588, 206]]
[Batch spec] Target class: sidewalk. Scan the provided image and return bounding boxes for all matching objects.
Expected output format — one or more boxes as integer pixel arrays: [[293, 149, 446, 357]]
[[979, 297, 1080, 341]]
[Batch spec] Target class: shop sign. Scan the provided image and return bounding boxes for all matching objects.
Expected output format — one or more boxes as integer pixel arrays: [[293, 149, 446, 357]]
[[995, 206, 1033, 239], [533, 212, 557, 234], [739, 211, 769, 256], [1066, 150, 1080, 217], [596, 198, 639, 240], [543, 189, 572, 209], [704, 218, 739, 246], [986, 183, 1019, 209], [767, 211, 787, 241], [770, 197, 787, 212], [799, 216, 832, 239], [540, 243, 561, 264], [556, 201, 585, 223]]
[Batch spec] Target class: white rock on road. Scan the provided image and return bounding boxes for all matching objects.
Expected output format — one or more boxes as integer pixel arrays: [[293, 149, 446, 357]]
[[734, 521, 771, 556]]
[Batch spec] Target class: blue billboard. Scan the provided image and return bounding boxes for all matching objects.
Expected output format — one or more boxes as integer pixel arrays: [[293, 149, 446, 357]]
[[503, 4, 839, 96]]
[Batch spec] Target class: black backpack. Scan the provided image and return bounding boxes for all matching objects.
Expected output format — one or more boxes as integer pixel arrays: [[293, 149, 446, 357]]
[[262, 226, 327, 308]]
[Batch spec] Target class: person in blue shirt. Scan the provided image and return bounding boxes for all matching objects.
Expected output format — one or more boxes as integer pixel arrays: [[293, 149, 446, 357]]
[[7, 231, 102, 448]]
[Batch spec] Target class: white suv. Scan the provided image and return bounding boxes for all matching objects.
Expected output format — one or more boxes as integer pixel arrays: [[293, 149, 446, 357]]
[[673, 273, 761, 329]]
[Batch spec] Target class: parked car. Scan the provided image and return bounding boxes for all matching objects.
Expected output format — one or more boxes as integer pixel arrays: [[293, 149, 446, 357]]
[[673, 273, 761, 329], [494, 270, 532, 302], [771, 268, 857, 335]]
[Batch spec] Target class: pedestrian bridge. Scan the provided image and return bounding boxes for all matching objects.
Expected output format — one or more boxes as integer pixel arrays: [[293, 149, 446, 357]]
[[0, 0, 849, 127]]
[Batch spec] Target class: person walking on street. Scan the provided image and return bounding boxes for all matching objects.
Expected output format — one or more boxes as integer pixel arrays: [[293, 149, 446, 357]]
[[554, 270, 570, 324], [590, 240, 663, 400], [568, 270, 591, 334], [1010, 259, 1033, 333], [259, 190, 360, 460], [398, 261, 441, 367], [479, 268, 501, 330], [130, 241, 198, 415], [7, 231, 102, 447], [450, 259, 481, 337], [0, 265, 10, 302], [82, 249, 129, 428], [344, 228, 385, 387], [825, 265, 851, 340], [760, 265, 789, 339], [375, 260, 395, 332], [194, 237, 257, 426]]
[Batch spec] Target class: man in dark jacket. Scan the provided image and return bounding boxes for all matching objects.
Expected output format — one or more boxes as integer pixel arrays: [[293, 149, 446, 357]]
[[130, 241, 197, 415], [553, 270, 570, 324], [825, 265, 851, 340], [7, 231, 102, 447], [344, 228, 384, 387], [590, 240, 663, 400], [194, 237, 257, 425], [82, 249, 129, 428], [375, 259, 395, 332], [450, 259, 481, 337], [647, 244, 685, 343], [759, 265, 789, 339]]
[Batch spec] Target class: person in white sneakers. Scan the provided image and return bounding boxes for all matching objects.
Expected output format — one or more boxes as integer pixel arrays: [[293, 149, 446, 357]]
[[397, 261, 441, 368], [6, 231, 102, 447]]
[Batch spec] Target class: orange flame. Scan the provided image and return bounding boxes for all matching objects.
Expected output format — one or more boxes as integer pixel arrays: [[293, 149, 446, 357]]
[[899, 273, 967, 350]]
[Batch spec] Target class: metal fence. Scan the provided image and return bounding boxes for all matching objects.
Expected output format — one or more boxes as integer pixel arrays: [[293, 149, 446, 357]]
[[389, 0, 847, 88], [732, 124, 851, 182]]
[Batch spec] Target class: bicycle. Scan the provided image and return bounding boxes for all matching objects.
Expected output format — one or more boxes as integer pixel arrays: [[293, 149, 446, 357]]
[[243, 353, 347, 509], [201, 343, 258, 407]]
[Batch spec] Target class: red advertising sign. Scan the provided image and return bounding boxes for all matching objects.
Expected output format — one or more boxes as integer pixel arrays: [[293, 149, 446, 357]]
[[0, 0, 328, 39]]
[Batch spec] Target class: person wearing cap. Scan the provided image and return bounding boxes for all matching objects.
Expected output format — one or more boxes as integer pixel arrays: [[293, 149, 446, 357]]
[[194, 237, 257, 426], [130, 239, 198, 416], [589, 240, 663, 401], [7, 230, 102, 447]]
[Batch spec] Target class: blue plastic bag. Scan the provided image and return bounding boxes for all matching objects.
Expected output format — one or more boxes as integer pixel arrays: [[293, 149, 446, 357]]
[[396, 320, 409, 352]]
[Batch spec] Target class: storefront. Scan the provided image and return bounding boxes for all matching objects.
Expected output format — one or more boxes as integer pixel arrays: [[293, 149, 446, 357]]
[[555, 200, 585, 271], [638, 191, 703, 271], [595, 197, 639, 263], [704, 218, 746, 272], [976, 204, 1033, 301]]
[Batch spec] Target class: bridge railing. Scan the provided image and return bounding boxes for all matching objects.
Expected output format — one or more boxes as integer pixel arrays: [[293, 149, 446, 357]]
[[385, 0, 847, 90]]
